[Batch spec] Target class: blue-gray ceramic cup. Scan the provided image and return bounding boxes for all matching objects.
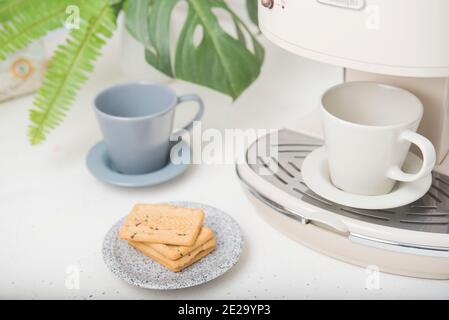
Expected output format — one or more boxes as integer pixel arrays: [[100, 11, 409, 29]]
[[94, 82, 204, 175]]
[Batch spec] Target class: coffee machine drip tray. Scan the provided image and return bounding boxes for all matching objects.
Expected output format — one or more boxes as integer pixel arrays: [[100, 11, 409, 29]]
[[236, 129, 449, 279]]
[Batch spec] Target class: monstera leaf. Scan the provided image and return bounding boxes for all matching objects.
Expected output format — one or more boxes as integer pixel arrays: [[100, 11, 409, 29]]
[[246, 0, 258, 26], [0, 0, 264, 145], [125, 0, 264, 99]]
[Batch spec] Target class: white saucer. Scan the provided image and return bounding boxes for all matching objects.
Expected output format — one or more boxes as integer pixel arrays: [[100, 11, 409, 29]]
[[301, 147, 432, 210]]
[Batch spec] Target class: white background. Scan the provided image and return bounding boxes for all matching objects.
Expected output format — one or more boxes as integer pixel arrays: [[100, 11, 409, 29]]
[[1, 16, 448, 299]]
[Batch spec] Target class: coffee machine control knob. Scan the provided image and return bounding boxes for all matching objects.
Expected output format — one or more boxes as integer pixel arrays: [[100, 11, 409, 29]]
[[261, 0, 274, 9]]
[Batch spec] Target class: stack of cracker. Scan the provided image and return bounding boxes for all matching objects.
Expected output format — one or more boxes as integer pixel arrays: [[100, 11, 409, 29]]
[[119, 204, 216, 272]]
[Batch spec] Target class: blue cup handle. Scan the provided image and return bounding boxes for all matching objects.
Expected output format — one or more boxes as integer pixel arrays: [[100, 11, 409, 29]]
[[172, 94, 205, 137]]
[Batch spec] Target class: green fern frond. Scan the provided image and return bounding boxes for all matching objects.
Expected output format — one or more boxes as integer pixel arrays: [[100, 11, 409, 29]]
[[28, 0, 116, 145], [0, 0, 77, 60], [0, 0, 27, 22]]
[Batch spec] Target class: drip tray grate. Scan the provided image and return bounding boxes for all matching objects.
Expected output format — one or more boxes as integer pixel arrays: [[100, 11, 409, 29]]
[[246, 129, 449, 234]]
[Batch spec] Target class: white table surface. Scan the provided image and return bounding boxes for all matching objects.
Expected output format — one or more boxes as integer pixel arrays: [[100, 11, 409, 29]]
[[1, 27, 449, 300]]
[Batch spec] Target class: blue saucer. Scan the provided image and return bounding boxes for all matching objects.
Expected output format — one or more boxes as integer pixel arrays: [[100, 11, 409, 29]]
[[86, 141, 191, 188]]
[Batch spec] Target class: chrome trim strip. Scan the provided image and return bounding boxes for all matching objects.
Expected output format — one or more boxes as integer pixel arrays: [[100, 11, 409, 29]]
[[237, 163, 449, 257], [317, 0, 366, 10], [350, 233, 449, 258], [236, 165, 308, 225]]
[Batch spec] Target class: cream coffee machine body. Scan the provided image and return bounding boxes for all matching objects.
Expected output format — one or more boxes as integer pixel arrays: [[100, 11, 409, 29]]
[[236, 0, 449, 279]]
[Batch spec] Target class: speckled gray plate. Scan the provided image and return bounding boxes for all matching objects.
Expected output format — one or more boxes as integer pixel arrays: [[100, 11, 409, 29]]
[[102, 201, 244, 290]]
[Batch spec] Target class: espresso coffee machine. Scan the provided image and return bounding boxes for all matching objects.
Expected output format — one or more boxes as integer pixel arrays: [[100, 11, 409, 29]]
[[236, 0, 449, 279]]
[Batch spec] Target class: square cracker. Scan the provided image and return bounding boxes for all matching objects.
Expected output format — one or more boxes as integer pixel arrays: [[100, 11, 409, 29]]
[[140, 226, 214, 261], [129, 237, 216, 272], [119, 204, 204, 246]]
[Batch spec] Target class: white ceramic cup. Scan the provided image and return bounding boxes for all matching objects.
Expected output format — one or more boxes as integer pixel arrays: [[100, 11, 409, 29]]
[[321, 82, 436, 196]]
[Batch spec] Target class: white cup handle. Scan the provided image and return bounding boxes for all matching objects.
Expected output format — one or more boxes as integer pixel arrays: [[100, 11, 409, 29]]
[[387, 130, 436, 182]]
